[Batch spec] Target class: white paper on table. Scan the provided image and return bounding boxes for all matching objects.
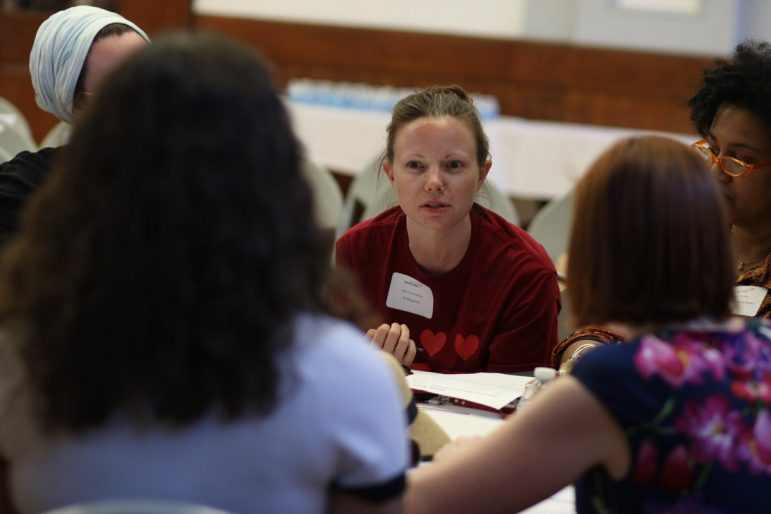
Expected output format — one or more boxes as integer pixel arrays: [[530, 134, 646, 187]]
[[406, 371, 532, 411], [519, 486, 575, 514]]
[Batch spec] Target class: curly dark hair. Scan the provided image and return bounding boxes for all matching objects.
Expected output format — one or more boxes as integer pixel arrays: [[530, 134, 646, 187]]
[[0, 32, 329, 433], [689, 39, 771, 138], [569, 136, 733, 327]]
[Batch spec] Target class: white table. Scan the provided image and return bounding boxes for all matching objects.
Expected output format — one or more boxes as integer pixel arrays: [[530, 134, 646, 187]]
[[417, 378, 575, 513], [419, 402, 505, 439], [287, 101, 695, 200]]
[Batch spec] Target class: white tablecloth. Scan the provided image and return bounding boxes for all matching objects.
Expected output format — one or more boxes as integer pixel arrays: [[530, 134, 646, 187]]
[[287, 101, 696, 199], [418, 377, 575, 513]]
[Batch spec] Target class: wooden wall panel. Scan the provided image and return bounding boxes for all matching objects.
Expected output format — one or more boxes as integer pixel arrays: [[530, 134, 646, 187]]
[[195, 15, 512, 88], [1, 6, 717, 143], [119, 0, 190, 38], [0, 11, 58, 143], [196, 15, 714, 134]]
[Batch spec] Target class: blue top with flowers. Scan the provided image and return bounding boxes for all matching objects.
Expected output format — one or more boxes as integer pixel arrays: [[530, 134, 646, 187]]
[[571, 317, 771, 514]]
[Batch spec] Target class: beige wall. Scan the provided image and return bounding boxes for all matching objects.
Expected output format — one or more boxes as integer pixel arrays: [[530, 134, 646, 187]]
[[193, 0, 528, 39]]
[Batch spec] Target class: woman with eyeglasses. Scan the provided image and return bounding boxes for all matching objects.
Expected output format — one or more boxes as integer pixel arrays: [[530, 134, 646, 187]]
[[405, 135, 771, 514], [689, 39, 771, 320]]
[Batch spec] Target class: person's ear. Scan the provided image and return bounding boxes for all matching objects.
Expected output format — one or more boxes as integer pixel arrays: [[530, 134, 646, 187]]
[[478, 160, 492, 189], [383, 161, 396, 184]]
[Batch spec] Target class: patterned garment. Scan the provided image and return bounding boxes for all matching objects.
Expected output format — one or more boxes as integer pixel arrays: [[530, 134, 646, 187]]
[[736, 252, 770, 320], [552, 252, 771, 367], [551, 325, 624, 368], [572, 317, 771, 514]]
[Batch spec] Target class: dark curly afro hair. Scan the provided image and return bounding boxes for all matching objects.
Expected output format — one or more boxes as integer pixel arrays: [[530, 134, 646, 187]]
[[689, 39, 771, 138]]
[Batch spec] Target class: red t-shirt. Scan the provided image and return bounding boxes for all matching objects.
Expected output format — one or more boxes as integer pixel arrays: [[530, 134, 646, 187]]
[[335, 205, 560, 373]]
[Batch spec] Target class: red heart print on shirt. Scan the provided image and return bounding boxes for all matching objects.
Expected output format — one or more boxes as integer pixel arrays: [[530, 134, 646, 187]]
[[454, 334, 480, 360], [420, 330, 447, 356]]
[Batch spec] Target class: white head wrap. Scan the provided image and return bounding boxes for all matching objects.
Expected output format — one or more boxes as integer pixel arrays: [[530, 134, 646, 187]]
[[29, 6, 149, 124]]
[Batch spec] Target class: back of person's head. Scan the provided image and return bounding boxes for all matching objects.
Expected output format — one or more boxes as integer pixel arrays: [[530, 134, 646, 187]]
[[689, 39, 771, 137], [0, 31, 326, 433], [30, 5, 149, 123], [568, 135, 734, 327], [385, 84, 489, 167]]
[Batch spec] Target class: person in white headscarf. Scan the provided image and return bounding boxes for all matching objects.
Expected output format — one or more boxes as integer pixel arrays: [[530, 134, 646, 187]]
[[30, 5, 149, 124], [0, 5, 148, 246]]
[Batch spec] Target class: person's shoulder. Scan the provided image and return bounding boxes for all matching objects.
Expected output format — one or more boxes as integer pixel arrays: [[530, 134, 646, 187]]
[[0, 147, 59, 183], [571, 337, 653, 399], [569, 340, 646, 414], [338, 206, 403, 243], [293, 314, 390, 374], [291, 315, 402, 417], [572, 340, 638, 378], [0, 147, 58, 171], [472, 205, 554, 271], [294, 313, 362, 345]]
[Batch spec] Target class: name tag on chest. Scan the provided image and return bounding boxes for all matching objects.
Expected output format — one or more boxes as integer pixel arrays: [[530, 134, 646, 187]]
[[732, 285, 767, 317], [386, 272, 434, 319]]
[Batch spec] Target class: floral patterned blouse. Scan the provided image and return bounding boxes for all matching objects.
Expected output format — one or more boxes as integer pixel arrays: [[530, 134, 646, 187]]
[[571, 317, 771, 514]]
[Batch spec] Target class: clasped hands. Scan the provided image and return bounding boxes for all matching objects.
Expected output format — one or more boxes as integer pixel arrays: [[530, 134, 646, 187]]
[[366, 322, 417, 366]]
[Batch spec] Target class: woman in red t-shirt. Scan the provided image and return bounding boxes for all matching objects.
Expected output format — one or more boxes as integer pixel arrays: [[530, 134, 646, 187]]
[[336, 85, 560, 373]]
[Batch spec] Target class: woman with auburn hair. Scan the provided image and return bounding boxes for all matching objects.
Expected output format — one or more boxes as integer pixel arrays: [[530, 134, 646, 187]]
[[0, 33, 406, 514], [553, 38, 771, 372], [406, 136, 771, 514]]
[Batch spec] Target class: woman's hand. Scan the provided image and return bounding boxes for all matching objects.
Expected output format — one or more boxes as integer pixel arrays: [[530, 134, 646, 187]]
[[366, 323, 417, 366]]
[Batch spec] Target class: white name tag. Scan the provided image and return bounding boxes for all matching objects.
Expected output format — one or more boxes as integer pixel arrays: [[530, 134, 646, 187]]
[[732, 286, 767, 317], [386, 272, 434, 319]]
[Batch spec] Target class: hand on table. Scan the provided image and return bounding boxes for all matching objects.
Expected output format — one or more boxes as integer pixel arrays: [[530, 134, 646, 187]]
[[366, 322, 417, 366]]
